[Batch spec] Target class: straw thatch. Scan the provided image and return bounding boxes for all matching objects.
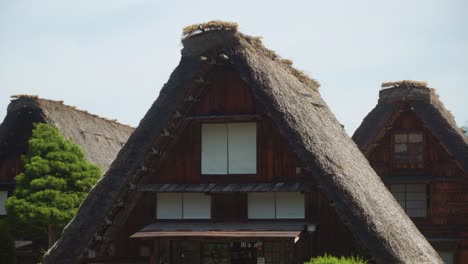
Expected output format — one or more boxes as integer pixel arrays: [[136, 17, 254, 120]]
[[0, 95, 134, 172], [353, 82, 468, 173], [381, 80, 428, 89], [43, 22, 441, 264]]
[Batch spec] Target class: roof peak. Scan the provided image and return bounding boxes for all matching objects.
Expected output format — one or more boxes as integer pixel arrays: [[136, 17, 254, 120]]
[[381, 80, 428, 89], [182, 21, 238, 40], [378, 80, 436, 104], [181, 21, 320, 90]]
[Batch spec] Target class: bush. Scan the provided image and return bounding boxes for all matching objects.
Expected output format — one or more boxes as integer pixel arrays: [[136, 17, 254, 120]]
[[305, 254, 367, 264]]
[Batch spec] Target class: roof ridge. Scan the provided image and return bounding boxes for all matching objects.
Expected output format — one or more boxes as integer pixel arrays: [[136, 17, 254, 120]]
[[10, 94, 134, 129], [182, 20, 238, 40], [381, 80, 428, 89], [181, 21, 320, 90]]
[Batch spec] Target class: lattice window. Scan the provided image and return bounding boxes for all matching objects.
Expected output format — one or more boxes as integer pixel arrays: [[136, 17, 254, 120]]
[[437, 251, 454, 264], [393, 132, 424, 168], [389, 184, 427, 217]]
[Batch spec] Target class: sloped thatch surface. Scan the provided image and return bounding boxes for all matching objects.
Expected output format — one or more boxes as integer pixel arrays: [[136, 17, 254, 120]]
[[44, 22, 441, 264], [0, 95, 134, 172], [353, 84, 468, 172]]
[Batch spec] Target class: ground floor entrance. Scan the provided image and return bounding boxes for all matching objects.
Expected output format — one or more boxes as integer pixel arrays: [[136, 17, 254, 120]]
[[155, 239, 294, 264]]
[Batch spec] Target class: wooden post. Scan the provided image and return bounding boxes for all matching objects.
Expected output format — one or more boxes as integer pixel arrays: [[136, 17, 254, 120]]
[[48, 224, 59, 248], [152, 239, 160, 264]]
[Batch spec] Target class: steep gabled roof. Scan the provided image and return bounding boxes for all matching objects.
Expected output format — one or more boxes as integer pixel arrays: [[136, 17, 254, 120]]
[[353, 81, 468, 173], [44, 22, 441, 264], [0, 95, 134, 172]]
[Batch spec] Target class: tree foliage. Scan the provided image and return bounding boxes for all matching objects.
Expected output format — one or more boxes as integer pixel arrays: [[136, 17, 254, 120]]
[[6, 123, 101, 239]]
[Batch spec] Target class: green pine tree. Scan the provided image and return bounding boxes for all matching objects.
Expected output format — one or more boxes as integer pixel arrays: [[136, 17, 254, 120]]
[[6, 123, 101, 249]]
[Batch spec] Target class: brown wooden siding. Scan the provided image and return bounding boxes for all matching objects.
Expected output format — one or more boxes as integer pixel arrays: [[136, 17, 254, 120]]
[[367, 109, 468, 262], [149, 69, 309, 184], [0, 157, 21, 182], [102, 68, 362, 262], [211, 193, 247, 222], [112, 193, 156, 258]]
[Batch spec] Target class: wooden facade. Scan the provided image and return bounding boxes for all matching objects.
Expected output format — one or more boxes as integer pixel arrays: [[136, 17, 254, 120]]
[[92, 68, 363, 264], [355, 89, 468, 264]]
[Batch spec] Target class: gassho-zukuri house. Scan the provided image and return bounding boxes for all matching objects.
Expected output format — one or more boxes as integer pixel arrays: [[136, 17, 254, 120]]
[[352, 81, 468, 264], [0, 95, 134, 261], [43, 22, 443, 264]]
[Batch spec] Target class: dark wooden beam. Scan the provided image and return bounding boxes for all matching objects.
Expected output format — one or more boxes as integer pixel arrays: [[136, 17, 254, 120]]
[[184, 114, 262, 121]]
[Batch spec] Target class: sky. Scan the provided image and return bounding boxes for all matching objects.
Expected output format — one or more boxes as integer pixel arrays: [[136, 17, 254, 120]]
[[1, 0, 467, 135]]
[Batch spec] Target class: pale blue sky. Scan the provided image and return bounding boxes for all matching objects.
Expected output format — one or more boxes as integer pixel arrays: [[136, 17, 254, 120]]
[[1, 0, 467, 134]]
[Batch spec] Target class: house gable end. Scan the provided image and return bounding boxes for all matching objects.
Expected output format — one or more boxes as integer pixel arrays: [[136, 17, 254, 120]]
[[367, 108, 466, 178]]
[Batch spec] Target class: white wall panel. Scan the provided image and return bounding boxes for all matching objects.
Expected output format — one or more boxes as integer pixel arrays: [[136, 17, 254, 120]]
[[183, 193, 211, 219], [0, 191, 7, 215], [248, 192, 275, 219], [276, 192, 304, 219], [157, 193, 182, 219], [201, 124, 228, 174], [228, 123, 256, 174]]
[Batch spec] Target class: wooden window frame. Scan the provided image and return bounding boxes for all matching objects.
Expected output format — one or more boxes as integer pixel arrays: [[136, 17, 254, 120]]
[[155, 193, 212, 220], [200, 120, 259, 177], [247, 192, 305, 220], [437, 250, 456, 264], [389, 183, 430, 219], [392, 131, 425, 170]]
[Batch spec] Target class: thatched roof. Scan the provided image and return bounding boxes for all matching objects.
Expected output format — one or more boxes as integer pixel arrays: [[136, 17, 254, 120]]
[[43, 22, 441, 264], [353, 82, 468, 173], [0, 95, 134, 172]]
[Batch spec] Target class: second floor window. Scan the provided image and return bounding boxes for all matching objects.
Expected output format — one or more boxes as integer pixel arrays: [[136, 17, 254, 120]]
[[389, 183, 427, 218], [156, 193, 211, 219], [393, 132, 424, 168], [247, 192, 305, 219], [201, 123, 257, 175]]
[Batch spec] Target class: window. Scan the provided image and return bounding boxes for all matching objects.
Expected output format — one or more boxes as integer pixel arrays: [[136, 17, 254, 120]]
[[201, 123, 256, 175], [0, 191, 7, 215], [393, 132, 424, 168], [247, 192, 304, 219], [389, 184, 427, 217], [139, 244, 152, 257], [437, 251, 454, 264], [156, 193, 211, 219]]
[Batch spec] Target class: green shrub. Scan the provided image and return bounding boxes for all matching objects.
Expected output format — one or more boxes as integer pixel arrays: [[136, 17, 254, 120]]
[[305, 254, 367, 264]]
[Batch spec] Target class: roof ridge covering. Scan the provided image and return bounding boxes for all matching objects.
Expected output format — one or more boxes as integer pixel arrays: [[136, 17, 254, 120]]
[[181, 21, 320, 91]]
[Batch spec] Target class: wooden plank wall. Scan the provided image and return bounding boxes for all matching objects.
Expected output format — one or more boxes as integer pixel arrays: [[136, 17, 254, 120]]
[[149, 69, 308, 184], [367, 109, 468, 262], [0, 157, 21, 182], [107, 68, 362, 261], [0, 117, 34, 183]]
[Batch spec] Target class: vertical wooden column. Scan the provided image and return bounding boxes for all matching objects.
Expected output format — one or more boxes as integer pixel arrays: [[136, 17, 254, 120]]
[[152, 239, 159, 264]]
